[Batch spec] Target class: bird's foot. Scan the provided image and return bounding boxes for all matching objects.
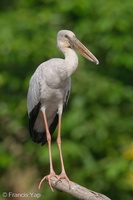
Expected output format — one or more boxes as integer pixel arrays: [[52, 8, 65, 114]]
[[38, 171, 58, 192], [55, 172, 71, 189]]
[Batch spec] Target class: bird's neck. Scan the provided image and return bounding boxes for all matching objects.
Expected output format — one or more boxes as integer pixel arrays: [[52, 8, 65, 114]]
[[63, 48, 78, 77]]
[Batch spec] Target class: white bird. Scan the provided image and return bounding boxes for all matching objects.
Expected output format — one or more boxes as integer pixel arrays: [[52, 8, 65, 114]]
[[27, 30, 99, 191]]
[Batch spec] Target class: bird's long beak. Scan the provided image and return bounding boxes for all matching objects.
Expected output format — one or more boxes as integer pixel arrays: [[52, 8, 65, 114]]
[[70, 37, 99, 65]]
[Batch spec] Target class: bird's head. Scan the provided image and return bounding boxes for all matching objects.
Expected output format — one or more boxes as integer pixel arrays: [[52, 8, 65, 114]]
[[57, 30, 99, 65]]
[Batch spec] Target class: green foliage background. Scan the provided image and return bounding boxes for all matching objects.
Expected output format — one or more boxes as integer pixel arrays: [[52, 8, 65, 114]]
[[0, 0, 133, 199]]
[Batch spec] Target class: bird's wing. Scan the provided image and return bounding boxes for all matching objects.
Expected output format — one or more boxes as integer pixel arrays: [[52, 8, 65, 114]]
[[27, 70, 41, 115], [27, 67, 71, 146], [63, 77, 71, 111], [27, 70, 43, 141]]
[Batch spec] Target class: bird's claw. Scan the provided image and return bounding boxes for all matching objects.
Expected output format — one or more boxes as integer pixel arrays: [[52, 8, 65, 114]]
[[38, 172, 71, 191], [38, 172, 58, 192], [55, 172, 71, 189]]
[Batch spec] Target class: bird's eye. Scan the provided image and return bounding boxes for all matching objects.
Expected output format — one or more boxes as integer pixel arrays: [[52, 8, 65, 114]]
[[65, 35, 69, 39]]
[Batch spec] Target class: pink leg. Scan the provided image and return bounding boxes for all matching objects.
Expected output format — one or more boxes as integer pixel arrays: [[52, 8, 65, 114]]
[[56, 114, 71, 186], [38, 110, 58, 191]]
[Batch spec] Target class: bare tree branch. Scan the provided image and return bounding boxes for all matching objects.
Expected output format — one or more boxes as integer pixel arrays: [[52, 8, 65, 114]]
[[48, 176, 111, 200]]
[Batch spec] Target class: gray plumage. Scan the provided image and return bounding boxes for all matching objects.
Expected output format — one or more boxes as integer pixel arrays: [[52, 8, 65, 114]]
[[27, 58, 71, 145], [27, 30, 99, 146]]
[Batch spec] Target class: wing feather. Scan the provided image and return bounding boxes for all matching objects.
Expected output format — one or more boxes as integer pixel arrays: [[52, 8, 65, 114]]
[[27, 70, 71, 146], [29, 104, 58, 145]]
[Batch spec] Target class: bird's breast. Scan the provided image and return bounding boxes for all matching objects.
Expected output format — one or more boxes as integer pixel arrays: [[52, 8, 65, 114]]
[[40, 86, 66, 105]]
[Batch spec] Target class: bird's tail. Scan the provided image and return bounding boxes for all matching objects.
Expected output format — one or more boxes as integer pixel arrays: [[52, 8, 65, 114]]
[[28, 102, 58, 145]]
